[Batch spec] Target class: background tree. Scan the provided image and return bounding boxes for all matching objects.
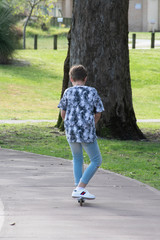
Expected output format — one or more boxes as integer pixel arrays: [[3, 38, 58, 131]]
[[7, 0, 56, 49], [57, 0, 145, 140], [0, 1, 19, 64]]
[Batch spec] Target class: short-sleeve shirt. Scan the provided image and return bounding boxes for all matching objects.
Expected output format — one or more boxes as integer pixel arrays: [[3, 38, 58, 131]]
[[58, 86, 104, 143]]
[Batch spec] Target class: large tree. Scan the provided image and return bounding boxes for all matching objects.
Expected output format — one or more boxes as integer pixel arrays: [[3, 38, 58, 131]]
[[57, 0, 145, 140]]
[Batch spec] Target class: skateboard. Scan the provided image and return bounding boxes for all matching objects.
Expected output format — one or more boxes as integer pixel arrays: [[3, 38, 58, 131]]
[[76, 197, 95, 206], [77, 197, 86, 206]]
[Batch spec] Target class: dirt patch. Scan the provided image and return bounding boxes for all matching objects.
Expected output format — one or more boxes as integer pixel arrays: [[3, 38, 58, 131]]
[[143, 129, 160, 142]]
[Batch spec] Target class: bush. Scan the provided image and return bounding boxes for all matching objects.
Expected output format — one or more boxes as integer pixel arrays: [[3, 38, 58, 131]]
[[13, 26, 23, 40], [41, 23, 49, 31], [0, 2, 20, 64]]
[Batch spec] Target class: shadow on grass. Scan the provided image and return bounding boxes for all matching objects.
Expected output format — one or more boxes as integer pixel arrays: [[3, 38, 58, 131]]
[[0, 59, 62, 84]]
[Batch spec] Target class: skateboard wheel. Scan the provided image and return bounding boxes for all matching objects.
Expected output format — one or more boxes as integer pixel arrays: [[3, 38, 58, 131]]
[[80, 199, 83, 206], [78, 198, 85, 206]]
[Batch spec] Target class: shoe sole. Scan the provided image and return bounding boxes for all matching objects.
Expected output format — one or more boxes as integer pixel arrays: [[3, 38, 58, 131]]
[[72, 196, 95, 200]]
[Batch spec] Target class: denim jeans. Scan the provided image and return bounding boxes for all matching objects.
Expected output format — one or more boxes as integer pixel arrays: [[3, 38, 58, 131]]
[[68, 140, 102, 186]]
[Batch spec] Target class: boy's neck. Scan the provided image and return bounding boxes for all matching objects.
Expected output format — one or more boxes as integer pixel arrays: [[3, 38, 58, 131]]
[[72, 81, 85, 86]]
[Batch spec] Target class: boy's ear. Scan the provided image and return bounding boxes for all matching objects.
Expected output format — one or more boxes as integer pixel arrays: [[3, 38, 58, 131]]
[[70, 77, 74, 83]]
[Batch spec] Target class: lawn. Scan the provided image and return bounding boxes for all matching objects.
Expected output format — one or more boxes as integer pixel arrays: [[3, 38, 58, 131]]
[[0, 48, 160, 120], [130, 49, 160, 119], [0, 50, 65, 120]]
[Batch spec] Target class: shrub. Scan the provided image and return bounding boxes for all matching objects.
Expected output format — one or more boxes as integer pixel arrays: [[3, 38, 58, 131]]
[[0, 2, 20, 64], [13, 26, 23, 40]]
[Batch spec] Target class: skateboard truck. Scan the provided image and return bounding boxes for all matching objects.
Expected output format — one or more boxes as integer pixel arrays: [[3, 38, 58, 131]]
[[78, 197, 85, 206]]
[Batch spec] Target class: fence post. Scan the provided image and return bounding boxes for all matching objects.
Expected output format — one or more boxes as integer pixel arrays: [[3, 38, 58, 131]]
[[53, 35, 58, 50], [151, 32, 155, 48], [132, 33, 136, 49], [34, 34, 38, 50]]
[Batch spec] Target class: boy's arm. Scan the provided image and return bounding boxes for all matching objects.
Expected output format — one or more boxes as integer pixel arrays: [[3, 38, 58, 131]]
[[95, 112, 101, 124], [61, 109, 66, 120]]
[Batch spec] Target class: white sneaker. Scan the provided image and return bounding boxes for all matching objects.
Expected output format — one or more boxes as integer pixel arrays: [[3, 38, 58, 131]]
[[72, 189, 95, 199]]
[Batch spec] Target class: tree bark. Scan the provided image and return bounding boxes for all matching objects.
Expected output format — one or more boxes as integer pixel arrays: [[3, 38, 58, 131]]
[[57, 0, 146, 140], [56, 30, 71, 130]]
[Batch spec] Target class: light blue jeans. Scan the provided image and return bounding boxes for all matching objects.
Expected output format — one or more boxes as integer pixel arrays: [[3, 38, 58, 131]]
[[68, 140, 102, 186]]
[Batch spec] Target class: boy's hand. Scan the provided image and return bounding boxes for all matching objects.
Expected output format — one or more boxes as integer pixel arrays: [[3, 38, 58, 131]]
[[61, 110, 66, 120], [95, 112, 101, 124]]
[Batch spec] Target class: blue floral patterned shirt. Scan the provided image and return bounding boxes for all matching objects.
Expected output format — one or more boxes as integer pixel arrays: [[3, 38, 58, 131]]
[[58, 86, 104, 143]]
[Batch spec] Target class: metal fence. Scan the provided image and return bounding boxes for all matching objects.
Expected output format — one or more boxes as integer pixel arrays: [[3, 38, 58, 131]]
[[21, 32, 160, 50]]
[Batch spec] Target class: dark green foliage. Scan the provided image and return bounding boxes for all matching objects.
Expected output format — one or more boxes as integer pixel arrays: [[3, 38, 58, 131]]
[[0, 1, 19, 64]]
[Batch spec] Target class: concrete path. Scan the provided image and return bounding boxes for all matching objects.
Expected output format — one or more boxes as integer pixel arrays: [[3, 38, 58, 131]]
[[0, 119, 160, 124], [137, 119, 160, 123], [0, 120, 57, 124], [0, 148, 160, 240]]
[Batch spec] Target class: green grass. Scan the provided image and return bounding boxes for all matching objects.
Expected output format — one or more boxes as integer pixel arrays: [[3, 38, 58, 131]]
[[0, 48, 160, 120], [130, 49, 160, 119], [0, 122, 159, 190], [0, 50, 65, 120]]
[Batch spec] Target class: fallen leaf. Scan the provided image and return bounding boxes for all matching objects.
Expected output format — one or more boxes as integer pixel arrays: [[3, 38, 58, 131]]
[[10, 222, 16, 226]]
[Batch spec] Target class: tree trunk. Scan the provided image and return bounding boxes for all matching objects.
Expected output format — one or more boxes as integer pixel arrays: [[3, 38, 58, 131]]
[[56, 30, 71, 130], [23, 6, 34, 49], [23, 21, 27, 49], [57, 0, 146, 140]]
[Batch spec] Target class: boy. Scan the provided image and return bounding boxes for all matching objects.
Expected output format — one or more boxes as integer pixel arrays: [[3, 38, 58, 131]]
[[58, 65, 104, 199]]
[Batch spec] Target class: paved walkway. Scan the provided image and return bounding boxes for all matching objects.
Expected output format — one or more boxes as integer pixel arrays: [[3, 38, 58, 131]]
[[0, 120, 57, 124], [0, 148, 160, 240], [137, 119, 160, 123], [0, 119, 160, 124]]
